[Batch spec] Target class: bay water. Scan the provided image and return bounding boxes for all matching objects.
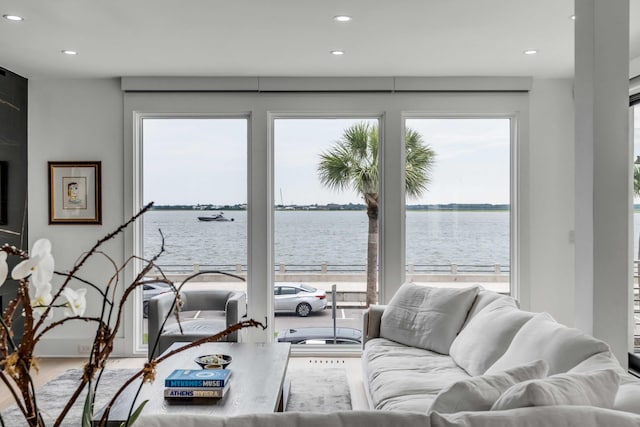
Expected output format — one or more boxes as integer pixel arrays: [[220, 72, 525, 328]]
[[143, 210, 511, 271]]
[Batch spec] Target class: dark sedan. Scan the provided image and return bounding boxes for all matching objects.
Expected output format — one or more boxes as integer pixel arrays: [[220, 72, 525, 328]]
[[277, 327, 362, 345]]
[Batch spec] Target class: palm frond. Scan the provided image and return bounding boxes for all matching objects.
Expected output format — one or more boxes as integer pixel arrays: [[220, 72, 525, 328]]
[[318, 123, 433, 201], [405, 128, 436, 199]]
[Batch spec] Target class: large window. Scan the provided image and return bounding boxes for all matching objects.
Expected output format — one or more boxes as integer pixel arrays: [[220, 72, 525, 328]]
[[140, 117, 247, 346], [125, 88, 528, 353], [273, 118, 378, 346], [404, 118, 511, 294]]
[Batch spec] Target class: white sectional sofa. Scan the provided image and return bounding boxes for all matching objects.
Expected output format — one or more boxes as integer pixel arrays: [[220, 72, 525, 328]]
[[138, 283, 640, 426], [361, 283, 640, 418]]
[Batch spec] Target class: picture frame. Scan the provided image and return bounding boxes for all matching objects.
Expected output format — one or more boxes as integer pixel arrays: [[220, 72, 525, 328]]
[[0, 161, 7, 225], [48, 161, 102, 224]]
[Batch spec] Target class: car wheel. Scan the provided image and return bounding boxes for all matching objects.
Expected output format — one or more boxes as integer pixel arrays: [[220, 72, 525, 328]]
[[296, 303, 311, 317], [143, 301, 149, 318]]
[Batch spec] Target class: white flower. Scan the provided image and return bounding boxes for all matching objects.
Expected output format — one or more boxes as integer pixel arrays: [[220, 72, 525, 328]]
[[0, 252, 7, 287], [12, 239, 55, 286], [30, 282, 53, 318], [62, 287, 87, 317]]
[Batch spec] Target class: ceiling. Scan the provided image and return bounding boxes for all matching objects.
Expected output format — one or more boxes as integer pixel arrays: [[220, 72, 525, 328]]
[[0, 0, 638, 80]]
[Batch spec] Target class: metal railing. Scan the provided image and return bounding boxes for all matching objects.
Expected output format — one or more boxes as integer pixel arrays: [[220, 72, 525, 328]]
[[150, 262, 510, 275]]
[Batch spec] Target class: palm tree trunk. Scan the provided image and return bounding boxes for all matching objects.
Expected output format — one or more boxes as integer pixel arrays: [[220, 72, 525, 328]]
[[366, 201, 378, 307]]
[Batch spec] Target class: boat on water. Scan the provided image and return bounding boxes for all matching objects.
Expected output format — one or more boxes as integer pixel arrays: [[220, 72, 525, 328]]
[[198, 212, 234, 222]]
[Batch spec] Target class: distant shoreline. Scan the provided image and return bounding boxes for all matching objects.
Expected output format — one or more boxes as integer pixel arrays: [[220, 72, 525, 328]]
[[149, 203, 511, 212]]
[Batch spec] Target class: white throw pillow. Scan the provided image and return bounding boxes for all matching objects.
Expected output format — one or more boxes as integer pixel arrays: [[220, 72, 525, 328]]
[[569, 351, 626, 376], [379, 283, 480, 354], [462, 289, 517, 327], [450, 300, 534, 376], [428, 359, 549, 414], [485, 313, 610, 375], [491, 369, 620, 411]]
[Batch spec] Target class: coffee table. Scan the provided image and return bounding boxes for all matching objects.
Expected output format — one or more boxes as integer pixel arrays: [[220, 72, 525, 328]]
[[93, 342, 291, 426]]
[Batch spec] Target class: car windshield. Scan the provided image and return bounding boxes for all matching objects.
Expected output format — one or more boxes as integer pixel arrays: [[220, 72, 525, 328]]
[[299, 284, 316, 292]]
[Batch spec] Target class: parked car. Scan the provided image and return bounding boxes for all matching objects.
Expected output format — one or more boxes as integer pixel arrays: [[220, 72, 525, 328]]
[[142, 282, 173, 318], [277, 327, 362, 345], [274, 283, 327, 317]]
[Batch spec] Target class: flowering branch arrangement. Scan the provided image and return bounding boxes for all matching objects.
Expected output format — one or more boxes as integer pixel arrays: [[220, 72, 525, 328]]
[[0, 203, 264, 427]]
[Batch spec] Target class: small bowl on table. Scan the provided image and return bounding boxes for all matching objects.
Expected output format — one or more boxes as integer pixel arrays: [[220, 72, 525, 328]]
[[195, 354, 232, 369]]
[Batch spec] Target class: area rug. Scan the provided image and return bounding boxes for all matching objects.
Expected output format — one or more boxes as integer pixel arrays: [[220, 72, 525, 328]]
[[285, 367, 352, 412], [0, 368, 139, 427]]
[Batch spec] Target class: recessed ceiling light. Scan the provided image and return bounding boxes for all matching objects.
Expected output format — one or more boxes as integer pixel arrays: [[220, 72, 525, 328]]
[[3, 14, 24, 21], [330, 50, 345, 56], [523, 50, 538, 55], [570, 15, 576, 20], [61, 50, 78, 55], [333, 15, 352, 22]]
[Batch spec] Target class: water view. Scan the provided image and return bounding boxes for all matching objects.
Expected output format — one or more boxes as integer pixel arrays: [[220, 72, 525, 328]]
[[143, 209, 511, 272]]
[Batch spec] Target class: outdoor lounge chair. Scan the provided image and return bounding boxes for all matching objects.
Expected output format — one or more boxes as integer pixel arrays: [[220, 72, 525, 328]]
[[147, 289, 247, 359]]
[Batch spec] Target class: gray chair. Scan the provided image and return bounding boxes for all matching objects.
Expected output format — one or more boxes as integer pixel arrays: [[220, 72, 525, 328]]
[[147, 289, 246, 359]]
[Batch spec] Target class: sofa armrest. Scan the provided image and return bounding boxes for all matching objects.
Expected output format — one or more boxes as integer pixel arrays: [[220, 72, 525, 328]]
[[148, 291, 178, 358], [225, 291, 247, 342], [362, 305, 387, 347]]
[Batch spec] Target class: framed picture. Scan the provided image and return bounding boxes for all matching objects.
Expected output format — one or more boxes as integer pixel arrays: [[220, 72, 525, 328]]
[[0, 161, 7, 225], [48, 161, 102, 224]]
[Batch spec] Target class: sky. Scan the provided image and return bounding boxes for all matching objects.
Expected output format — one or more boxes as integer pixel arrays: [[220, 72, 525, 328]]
[[143, 116, 512, 206]]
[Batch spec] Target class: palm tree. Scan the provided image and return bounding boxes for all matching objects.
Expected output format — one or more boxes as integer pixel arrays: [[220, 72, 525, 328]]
[[318, 122, 435, 306]]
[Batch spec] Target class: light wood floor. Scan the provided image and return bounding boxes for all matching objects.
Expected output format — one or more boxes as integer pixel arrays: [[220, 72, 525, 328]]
[[0, 356, 368, 412]]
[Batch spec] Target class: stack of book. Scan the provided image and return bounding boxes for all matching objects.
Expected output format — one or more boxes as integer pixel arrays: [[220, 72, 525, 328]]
[[164, 368, 231, 399]]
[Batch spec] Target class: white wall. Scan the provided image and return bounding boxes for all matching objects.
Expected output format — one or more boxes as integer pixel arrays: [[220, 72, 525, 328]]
[[528, 79, 576, 327], [28, 78, 126, 356], [26, 77, 578, 356]]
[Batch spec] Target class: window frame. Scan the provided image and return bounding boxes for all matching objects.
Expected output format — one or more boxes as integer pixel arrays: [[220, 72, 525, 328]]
[[401, 114, 517, 298], [123, 90, 529, 356]]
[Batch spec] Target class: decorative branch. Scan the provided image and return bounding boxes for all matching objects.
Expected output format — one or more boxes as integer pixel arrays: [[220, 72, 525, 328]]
[[35, 202, 154, 332]]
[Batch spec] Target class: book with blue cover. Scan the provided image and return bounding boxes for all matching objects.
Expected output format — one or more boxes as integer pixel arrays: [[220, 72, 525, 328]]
[[164, 369, 232, 388]]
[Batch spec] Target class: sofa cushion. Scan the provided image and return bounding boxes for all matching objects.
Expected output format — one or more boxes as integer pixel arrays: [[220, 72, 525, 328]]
[[159, 315, 229, 350], [363, 338, 470, 411], [614, 382, 640, 415], [430, 406, 640, 427], [485, 313, 610, 375], [450, 300, 534, 376], [568, 351, 627, 376], [491, 369, 620, 411], [462, 289, 517, 327], [429, 359, 548, 414], [380, 283, 480, 354]]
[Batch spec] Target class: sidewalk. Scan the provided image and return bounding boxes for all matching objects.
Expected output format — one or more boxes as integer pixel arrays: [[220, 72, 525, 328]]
[[177, 279, 510, 309]]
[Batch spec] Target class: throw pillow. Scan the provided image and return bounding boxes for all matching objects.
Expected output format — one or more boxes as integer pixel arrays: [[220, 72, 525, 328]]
[[485, 313, 610, 375], [491, 369, 620, 411], [569, 351, 626, 376], [461, 289, 517, 328], [450, 299, 534, 376], [379, 283, 480, 354], [428, 359, 549, 414]]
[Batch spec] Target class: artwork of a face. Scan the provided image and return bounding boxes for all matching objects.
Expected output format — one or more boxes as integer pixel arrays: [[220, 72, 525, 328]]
[[67, 182, 79, 202], [62, 177, 87, 209]]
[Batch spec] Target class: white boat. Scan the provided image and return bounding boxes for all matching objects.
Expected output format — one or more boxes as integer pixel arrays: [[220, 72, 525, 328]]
[[198, 212, 234, 222]]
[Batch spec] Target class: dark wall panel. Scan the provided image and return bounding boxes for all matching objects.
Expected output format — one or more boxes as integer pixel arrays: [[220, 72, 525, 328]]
[[0, 66, 28, 344]]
